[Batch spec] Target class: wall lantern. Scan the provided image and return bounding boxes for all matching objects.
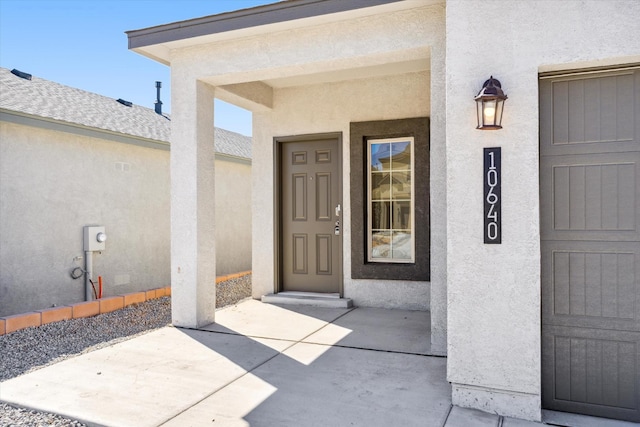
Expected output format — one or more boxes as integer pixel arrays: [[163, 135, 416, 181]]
[[475, 76, 507, 130]]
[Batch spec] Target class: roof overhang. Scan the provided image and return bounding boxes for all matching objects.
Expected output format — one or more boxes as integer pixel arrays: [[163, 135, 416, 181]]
[[126, 0, 432, 66]]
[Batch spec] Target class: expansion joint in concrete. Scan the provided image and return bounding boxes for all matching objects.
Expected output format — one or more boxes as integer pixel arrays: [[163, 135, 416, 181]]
[[441, 404, 454, 427]]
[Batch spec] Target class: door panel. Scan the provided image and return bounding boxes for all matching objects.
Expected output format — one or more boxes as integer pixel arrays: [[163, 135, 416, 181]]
[[281, 138, 341, 293], [542, 325, 639, 416], [540, 152, 640, 242], [541, 240, 640, 332], [316, 234, 332, 275], [540, 68, 640, 422], [292, 174, 307, 220]]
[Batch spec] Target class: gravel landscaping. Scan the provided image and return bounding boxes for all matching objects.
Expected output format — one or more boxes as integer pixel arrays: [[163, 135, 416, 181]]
[[0, 274, 251, 426]]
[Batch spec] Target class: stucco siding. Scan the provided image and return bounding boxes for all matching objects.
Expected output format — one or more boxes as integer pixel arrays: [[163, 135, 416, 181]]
[[125, 0, 640, 421], [161, 1, 444, 326], [251, 112, 276, 300], [0, 120, 251, 317], [253, 71, 432, 310], [445, 0, 640, 420], [0, 121, 170, 316], [214, 157, 252, 275], [425, 2, 447, 355]]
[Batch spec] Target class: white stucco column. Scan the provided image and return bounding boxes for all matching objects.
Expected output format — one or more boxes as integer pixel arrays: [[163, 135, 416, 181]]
[[429, 6, 447, 356], [170, 71, 217, 328], [251, 111, 275, 299], [445, 1, 541, 420]]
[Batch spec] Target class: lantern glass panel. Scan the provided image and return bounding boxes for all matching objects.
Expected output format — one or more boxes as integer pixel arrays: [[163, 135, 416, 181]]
[[483, 100, 497, 126], [495, 100, 504, 128]]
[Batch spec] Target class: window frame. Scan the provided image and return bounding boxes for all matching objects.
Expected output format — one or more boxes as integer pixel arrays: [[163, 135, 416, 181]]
[[367, 136, 416, 263], [349, 117, 430, 282]]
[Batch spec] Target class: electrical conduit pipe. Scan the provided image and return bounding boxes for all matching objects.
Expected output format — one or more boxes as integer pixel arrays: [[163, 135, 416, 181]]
[[85, 250, 93, 301]]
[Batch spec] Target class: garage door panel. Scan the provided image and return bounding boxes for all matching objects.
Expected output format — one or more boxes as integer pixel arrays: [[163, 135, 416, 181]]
[[541, 241, 639, 331], [541, 67, 640, 421], [540, 70, 639, 156], [542, 325, 640, 421], [540, 151, 640, 242]]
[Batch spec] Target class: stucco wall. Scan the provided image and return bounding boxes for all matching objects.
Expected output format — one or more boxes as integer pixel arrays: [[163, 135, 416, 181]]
[[0, 120, 251, 316], [162, 1, 446, 337], [252, 71, 432, 310], [214, 156, 252, 275], [445, 0, 640, 420], [0, 121, 170, 316]]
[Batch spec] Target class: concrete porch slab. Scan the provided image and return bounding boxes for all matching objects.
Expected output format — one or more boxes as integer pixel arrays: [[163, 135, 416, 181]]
[[200, 299, 352, 341], [503, 416, 549, 426], [304, 306, 432, 355], [0, 327, 289, 427], [0, 300, 570, 427], [163, 342, 452, 427], [444, 406, 498, 426]]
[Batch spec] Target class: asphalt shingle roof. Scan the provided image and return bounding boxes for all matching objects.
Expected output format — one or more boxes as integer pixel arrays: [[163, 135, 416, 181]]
[[213, 127, 252, 159], [0, 67, 252, 159]]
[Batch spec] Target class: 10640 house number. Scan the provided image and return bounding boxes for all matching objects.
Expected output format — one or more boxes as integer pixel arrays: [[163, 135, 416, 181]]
[[483, 147, 501, 244]]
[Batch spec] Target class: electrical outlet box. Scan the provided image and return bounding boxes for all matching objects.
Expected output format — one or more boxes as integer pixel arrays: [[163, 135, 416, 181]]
[[84, 226, 106, 251]]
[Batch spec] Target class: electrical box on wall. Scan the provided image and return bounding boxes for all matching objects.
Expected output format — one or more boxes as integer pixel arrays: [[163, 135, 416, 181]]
[[84, 226, 106, 251]]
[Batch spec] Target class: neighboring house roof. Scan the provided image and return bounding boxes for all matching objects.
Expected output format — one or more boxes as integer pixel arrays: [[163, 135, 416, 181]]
[[0, 67, 251, 160], [214, 127, 252, 159]]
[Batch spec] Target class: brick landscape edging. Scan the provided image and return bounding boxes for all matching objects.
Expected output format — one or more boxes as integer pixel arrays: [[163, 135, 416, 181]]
[[3, 312, 42, 335], [0, 286, 170, 336], [0, 270, 251, 336], [215, 270, 251, 284], [38, 306, 73, 325]]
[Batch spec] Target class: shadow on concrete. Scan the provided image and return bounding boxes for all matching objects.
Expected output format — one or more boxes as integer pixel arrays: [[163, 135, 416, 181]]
[[162, 302, 450, 427], [0, 300, 449, 427]]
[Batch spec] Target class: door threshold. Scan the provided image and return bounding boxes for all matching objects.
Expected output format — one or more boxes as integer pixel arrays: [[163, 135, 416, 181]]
[[262, 292, 353, 308]]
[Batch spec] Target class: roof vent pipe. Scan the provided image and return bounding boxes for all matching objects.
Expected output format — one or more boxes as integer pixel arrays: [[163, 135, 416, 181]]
[[154, 81, 162, 115]]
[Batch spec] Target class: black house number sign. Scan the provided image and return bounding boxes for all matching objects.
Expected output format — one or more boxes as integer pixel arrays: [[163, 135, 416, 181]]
[[484, 147, 501, 244]]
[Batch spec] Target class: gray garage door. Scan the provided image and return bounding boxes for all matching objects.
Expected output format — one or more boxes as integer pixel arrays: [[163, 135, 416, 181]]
[[540, 66, 640, 422]]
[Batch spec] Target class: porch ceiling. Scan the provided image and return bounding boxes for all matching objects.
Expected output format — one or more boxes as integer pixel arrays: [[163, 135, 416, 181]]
[[263, 58, 430, 89], [211, 55, 430, 112]]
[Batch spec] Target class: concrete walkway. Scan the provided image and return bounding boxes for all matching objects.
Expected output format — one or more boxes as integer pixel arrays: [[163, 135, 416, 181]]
[[0, 300, 628, 427]]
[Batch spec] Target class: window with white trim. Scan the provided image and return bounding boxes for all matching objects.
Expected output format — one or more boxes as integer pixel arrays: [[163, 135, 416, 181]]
[[367, 137, 415, 263]]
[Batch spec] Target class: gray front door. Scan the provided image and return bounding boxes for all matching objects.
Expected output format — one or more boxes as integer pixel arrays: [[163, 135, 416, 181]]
[[540, 67, 640, 422], [280, 136, 342, 294]]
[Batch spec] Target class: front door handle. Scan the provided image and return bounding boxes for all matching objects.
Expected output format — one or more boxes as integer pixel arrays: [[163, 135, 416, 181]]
[[335, 203, 341, 217]]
